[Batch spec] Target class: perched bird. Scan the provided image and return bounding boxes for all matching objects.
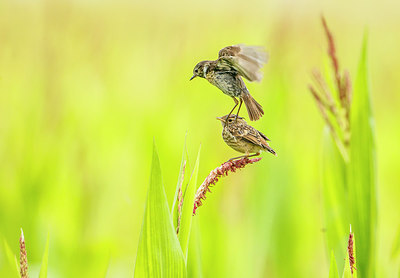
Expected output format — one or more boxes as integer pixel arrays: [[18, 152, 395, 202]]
[[190, 44, 268, 121], [217, 114, 276, 160]]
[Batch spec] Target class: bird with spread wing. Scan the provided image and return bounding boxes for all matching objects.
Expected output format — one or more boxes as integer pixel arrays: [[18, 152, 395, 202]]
[[190, 44, 268, 122]]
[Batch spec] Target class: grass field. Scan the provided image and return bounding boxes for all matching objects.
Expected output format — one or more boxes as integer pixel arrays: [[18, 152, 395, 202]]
[[0, 0, 399, 277]]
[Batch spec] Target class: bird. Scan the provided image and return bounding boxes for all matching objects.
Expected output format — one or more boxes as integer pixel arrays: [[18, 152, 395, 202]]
[[217, 114, 276, 161], [190, 44, 268, 122]]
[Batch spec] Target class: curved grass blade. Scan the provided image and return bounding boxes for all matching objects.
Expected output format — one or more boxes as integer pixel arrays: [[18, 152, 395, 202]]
[[342, 252, 352, 278], [172, 134, 190, 233], [187, 216, 203, 278], [134, 141, 186, 278], [322, 129, 349, 271], [178, 146, 200, 259], [329, 251, 339, 278], [348, 34, 377, 278], [2, 239, 20, 278], [39, 234, 49, 278], [390, 224, 400, 259]]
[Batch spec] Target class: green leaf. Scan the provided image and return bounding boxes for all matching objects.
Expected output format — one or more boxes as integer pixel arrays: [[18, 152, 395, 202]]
[[322, 128, 348, 271], [134, 141, 186, 278], [178, 146, 201, 260], [187, 216, 203, 278], [172, 134, 190, 231], [348, 33, 377, 278], [2, 239, 20, 278], [342, 250, 352, 278], [328, 251, 339, 278], [39, 234, 49, 278], [391, 224, 400, 259]]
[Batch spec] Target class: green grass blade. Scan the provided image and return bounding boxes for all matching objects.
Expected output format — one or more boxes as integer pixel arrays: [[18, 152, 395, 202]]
[[329, 251, 339, 278], [342, 251, 352, 278], [39, 234, 49, 278], [348, 34, 377, 278], [322, 129, 348, 271], [172, 134, 190, 232], [178, 146, 201, 260], [187, 216, 203, 278], [391, 224, 400, 259], [2, 239, 20, 278], [172, 134, 189, 214], [134, 141, 186, 278]]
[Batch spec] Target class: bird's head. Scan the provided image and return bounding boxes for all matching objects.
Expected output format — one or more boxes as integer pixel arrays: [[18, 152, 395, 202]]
[[190, 61, 210, 80], [216, 114, 246, 127]]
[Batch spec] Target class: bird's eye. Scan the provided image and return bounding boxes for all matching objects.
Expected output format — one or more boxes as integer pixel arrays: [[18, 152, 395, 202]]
[[228, 118, 233, 122]]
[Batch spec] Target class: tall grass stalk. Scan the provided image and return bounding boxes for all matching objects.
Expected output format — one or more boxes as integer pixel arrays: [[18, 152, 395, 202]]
[[134, 139, 201, 277], [309, 17, 377, 277]]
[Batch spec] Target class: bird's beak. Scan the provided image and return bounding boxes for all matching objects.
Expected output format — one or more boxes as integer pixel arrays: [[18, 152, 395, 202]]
[[216, 117, 224, 122], [190, 74, 196, 81]]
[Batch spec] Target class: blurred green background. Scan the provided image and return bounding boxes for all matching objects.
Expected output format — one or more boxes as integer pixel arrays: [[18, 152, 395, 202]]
[[0, 0, 399, 277]]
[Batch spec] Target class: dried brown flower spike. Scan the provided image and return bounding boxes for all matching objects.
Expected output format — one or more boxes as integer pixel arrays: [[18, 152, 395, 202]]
[[20, 228, 28, 278], [348, 228, 357, 274], [175, 161, 186, 235], [193, 157, 262, 215], [308, 16, 352, 161]]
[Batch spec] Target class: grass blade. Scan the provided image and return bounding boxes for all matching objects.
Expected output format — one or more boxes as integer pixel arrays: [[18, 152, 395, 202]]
[[172, 135, 190, 235], [329, 251, 339, 278], [2, 239, 20, 278], [134, 141, 186, 277], [187, 217, 203, 278], [178, 146, 201, 259], [322, 129, 349, 271], [39, 234, 49, 278], [391, 224, 400, 259], [342, 252, 352, 278], [348, 34, 377, 278], [172, 133, 189, 219]]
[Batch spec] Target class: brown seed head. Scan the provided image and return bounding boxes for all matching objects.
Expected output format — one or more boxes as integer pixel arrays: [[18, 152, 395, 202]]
[[20, 229, 28, 278], [193, 157, 262, 215]]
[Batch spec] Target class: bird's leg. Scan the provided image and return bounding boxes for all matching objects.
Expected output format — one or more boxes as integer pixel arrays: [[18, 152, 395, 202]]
[[235, 98, 243, 122], [228, 155, 248, 162], [225, 97, 239, 127], [246, 152, 261, 159], [227, 97, 239, 118], [228, 152, 261, 162]]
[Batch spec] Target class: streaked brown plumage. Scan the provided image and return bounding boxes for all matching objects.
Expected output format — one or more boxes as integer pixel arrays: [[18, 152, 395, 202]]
[[217, 114, 276, 160], [190, 44, 268, 121]]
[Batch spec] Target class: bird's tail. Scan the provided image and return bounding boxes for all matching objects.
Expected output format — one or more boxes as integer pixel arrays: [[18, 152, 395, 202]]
[[264, 144, 277, 156], [242, 93, 264, 121]]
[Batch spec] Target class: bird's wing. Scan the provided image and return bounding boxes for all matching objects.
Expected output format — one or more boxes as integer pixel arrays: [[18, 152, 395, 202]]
[[231, 125, 264, 148], [258, 130, 271, 141], [216, 44, 268, 82]]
